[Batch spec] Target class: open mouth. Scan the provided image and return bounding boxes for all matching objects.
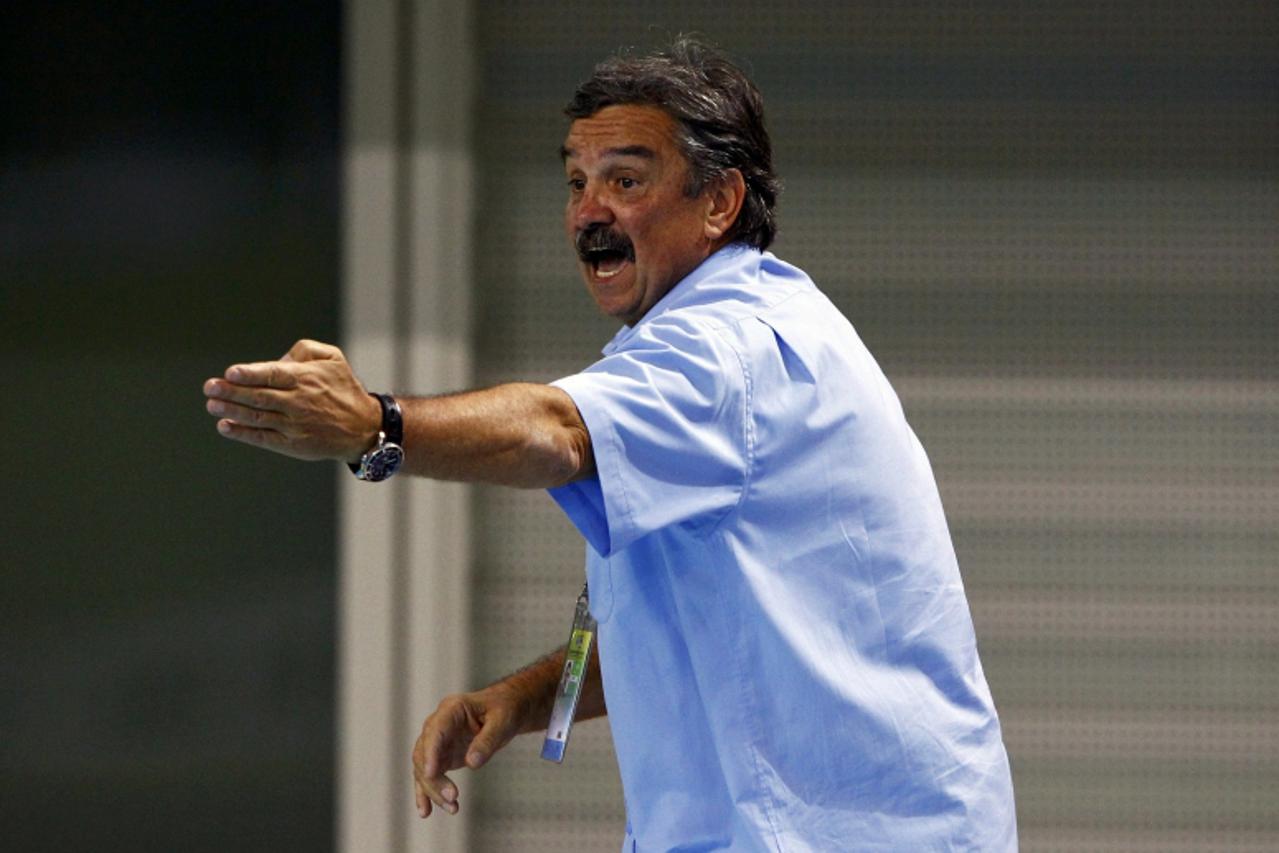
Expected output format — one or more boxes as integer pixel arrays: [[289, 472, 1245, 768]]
[[576, 226, 635, 280], [584, 249, 631, 279]]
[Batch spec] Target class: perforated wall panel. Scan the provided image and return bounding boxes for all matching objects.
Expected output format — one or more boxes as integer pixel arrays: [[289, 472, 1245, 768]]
[[468, 3, 1277, 850]]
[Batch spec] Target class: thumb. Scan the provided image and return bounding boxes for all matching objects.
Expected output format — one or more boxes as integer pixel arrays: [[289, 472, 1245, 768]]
[[466, 709, 517, 769]]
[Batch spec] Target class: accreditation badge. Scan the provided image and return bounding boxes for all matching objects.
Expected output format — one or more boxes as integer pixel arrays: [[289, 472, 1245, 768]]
[[541, 584, 597, 763]]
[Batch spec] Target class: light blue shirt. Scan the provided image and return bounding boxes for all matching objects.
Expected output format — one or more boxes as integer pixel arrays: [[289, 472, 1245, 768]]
[[550, 245, 1017, 852]]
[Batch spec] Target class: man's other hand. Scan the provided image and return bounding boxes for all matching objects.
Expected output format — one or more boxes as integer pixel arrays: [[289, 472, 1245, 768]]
[[412, 686, 525, 819], [203, 339, 381, 462]]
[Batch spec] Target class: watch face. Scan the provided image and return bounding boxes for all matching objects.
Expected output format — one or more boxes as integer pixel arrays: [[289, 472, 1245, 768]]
[[363, 444, 405, 482]]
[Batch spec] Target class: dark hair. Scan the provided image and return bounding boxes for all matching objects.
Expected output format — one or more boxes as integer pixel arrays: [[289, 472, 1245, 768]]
[[565, 37, 781, 251]]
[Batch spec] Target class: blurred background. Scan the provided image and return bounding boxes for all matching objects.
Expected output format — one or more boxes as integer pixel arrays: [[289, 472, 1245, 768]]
[[2, 2, 1275, 852], [2, 3, 340, 851]]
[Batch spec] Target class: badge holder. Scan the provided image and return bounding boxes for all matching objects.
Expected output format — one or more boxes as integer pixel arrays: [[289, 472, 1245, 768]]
[[541, 584, 597, 763]]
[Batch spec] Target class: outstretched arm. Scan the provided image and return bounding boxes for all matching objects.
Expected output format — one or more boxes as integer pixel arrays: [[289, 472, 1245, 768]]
[[412, 641, 605, 818], [203, 339, 594, 487]]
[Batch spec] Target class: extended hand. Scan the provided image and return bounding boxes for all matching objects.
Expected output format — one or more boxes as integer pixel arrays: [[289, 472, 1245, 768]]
[[412, 685, 526, 819], [203, 339, 381, 462]]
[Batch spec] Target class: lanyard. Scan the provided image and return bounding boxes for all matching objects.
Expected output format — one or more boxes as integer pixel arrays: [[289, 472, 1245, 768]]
[[541, 583, 597, 763]]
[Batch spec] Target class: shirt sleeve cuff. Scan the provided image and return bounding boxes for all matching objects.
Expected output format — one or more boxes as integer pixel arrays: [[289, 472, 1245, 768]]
[[546, 373, 634, 557]]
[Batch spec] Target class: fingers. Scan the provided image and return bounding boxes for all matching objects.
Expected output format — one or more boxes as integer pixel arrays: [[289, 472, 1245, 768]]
[[222, 361, 299, 390], [203, 381, 306, 460], [219, 336, 345, 387], [204, 378, 286, 410], [207, 343, 346, 408], [213, 418, 292, 453], [205, 395, 286, 429], [414, 773, 458, 819], [412, 716, 463, 819], [412, 769, 458, 819]]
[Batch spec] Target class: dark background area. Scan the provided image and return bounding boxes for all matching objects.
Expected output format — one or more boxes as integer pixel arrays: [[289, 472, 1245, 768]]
[[2, 4, 341, 850]]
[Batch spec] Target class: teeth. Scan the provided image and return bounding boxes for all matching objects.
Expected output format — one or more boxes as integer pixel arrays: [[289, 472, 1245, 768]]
[[593, 256, 627, 279]]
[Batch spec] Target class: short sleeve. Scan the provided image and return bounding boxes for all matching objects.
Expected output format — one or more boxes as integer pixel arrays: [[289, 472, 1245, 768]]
[[547, 316, 750, 557]]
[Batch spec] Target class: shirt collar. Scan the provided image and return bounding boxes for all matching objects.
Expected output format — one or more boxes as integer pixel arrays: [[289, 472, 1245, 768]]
[[600, 243, 757, 355]]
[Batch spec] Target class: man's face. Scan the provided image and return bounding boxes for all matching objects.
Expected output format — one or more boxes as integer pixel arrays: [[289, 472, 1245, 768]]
[[562, 104, 720, 327]]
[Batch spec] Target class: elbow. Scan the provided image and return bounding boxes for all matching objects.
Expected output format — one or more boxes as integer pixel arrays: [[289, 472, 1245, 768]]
[[532, 424, 593, 489], [560, 422, 596, 485], [541, 387, 595, 488], [499, 424, 592, 489], [503, 384, 594, 489]]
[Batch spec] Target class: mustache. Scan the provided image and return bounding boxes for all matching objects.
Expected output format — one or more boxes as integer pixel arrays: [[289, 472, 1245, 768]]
[[575, 225, 635, 263]]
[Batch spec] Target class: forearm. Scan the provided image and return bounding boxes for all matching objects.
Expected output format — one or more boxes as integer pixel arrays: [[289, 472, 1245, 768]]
[[494, 641, 606, 736], [398, 383, 594, 488]]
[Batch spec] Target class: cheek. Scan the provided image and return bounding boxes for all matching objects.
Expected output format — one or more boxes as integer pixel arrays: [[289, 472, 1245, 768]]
[[616, 211, 653, 249], [640, 222, 687, 261]]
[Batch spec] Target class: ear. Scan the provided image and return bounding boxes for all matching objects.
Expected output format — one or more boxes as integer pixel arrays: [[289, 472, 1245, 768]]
[[702, 169, 747, 243]]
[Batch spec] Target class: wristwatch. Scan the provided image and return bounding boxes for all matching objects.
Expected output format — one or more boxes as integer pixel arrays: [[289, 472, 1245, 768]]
[[349, 393, 405, 482]]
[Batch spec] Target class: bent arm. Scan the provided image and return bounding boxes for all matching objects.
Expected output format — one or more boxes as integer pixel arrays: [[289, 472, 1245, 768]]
[[412, 640, 604, 817]]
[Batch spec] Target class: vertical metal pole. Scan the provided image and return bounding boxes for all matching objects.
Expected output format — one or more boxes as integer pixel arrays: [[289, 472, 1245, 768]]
[[339, 2, 473, 852], [402, 0, 475, 850]]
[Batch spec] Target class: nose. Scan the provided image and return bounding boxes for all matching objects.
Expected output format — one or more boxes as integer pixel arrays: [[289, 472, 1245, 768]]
[[570, 183, 614, 232]]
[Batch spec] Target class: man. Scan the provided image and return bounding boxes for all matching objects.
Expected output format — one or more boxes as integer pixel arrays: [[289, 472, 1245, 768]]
[[204, 38, 1016, 852]]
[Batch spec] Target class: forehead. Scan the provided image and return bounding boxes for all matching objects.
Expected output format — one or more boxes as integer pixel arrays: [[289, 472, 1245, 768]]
[[562, 103, 683, 164]]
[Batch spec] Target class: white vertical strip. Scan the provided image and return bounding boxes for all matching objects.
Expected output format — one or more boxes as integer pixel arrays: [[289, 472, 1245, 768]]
[[338, 2, 404, 852], [402, 0, 474, 850], [341, 2, 474, 852]]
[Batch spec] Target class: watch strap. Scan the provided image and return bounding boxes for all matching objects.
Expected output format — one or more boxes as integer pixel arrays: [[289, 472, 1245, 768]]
[[375, 393, 404, 446], [347, 393, 403, 475]]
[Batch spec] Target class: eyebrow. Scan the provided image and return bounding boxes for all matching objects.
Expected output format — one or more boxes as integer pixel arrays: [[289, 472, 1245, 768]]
[[559, 144, 657, 162]]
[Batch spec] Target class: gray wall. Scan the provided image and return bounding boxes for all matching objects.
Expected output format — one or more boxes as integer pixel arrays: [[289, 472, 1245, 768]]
[[465, 2, 1277, 851]]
